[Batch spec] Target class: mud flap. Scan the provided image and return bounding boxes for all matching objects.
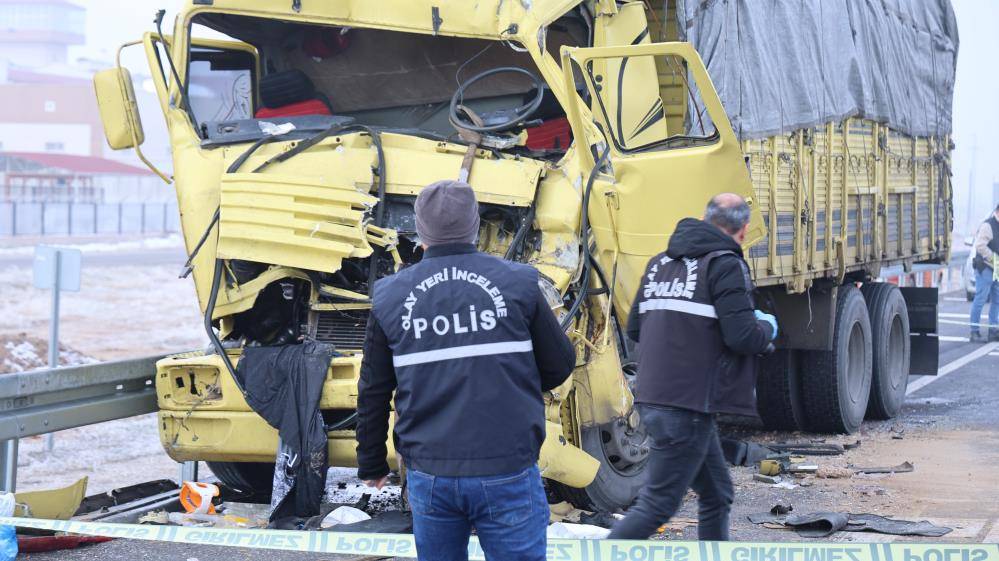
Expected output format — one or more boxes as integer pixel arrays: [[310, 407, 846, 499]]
[[900, 287, 939, 376]]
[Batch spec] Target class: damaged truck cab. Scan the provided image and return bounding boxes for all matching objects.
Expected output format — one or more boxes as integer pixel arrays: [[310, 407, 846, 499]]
[[94, 0, 953, 511]]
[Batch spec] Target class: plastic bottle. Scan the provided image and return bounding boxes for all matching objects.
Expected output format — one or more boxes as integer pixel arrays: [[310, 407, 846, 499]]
[[0, 493, 17, 561]]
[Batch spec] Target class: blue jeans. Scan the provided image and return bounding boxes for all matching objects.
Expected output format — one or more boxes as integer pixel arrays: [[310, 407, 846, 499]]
[[970, 268, 999, 336], [608, 405, 733, 541], [407, 465, 548, 561]]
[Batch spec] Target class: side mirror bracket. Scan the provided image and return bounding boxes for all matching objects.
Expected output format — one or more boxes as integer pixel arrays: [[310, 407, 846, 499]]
[[93, 42, 172, 183]]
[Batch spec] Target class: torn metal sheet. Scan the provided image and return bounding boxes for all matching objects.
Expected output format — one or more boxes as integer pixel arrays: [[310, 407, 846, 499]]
[[14, 477, 88, 521], [218, 173, 379, 274], [851, 461, 915, 475]]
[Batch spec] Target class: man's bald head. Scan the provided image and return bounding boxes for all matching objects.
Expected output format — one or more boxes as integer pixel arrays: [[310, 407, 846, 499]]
[[704, 193, 751, 241]]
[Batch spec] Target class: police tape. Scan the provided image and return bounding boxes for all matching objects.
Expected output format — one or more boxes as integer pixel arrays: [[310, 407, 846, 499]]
[[1, 516, 997, 560]]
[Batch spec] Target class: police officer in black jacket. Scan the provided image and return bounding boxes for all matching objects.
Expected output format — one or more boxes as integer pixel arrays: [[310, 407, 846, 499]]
[[608, 193, 777, 541], [355, 180, 576, 561]]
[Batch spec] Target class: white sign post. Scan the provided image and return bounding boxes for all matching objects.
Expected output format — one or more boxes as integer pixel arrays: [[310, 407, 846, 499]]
[[32, 246, 82, 453]]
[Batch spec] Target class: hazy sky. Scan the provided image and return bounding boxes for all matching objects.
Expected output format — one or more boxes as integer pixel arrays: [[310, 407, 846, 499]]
[[71, 0, 998, 235]]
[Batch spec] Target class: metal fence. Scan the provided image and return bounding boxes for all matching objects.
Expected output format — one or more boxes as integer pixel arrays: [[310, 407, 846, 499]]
[[0, 202, 181, 237]]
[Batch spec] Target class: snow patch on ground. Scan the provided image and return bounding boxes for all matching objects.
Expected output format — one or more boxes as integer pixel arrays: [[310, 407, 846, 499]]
[[324, 467, 402, 512], [0, 262, 206, 362], [1, 334, 96, 373]]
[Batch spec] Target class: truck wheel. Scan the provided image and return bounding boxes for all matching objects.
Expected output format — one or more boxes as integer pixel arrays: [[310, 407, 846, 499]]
[[801, 285, 873, 434], [549, 419, 649, 512], [207, 461, 275, 495], [755, 349, 806, 430], [860, 283, 910, 420]]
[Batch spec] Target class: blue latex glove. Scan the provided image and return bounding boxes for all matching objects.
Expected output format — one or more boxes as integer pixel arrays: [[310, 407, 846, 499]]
[[755, 310, 778, 341]]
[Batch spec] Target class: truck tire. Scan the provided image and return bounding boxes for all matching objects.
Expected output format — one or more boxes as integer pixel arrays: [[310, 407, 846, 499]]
[[801, 285, 873, 434], [755, 349, 806, 431], [549, 420, 648, 512], [207, 461, 275, 495], [860, 283, 911, 420]]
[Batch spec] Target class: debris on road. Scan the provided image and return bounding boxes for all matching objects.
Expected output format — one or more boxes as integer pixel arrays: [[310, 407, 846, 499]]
[[179, 482, 220, 514], [770, 504, 793, 515], [656, 517, 698, 537], [768, 441, 858, 456], [851, 461, 915, 474], [747, 511, 952, 538], [759, 456, 818, 476], [320, 506, 371, 529], [815, 466, 854, 479], [721, 438, 774, 466], [759, 460, 782, 476], [327, 510, 413, 534], [546, 522, 610, 539], [14, 477, 87, 520], [753, 474, 781, 484], [16, 535, 113, 554]]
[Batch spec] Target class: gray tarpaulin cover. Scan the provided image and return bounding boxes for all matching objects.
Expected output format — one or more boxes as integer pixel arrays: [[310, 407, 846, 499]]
[[676, 0, 959, 140]]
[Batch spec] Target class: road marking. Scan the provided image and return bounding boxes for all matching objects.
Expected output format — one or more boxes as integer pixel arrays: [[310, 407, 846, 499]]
[[939, 318, 997, 329], [939, 312, 969, 318], [944, 297, 967, 302], [938, 335, 969, 343], [906, 342, 999, 396]]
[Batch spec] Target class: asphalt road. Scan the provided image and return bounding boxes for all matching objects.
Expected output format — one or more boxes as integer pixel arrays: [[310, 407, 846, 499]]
[[0, 248, 185, 269], [18, 290, 999, 559]]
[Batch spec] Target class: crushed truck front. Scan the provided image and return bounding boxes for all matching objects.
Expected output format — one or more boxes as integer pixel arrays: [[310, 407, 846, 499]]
[[138, 0, 636, 500]]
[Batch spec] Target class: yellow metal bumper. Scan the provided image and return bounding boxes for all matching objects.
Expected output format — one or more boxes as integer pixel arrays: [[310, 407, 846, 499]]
[[155, 352, 391, 464], [155, 353, 598, 487], [158, 410, 395, 466]]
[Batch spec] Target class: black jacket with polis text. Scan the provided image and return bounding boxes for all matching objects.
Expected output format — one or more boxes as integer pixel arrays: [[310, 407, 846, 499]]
[[356, 243, 575, 479], [627, 218, 773, 416]]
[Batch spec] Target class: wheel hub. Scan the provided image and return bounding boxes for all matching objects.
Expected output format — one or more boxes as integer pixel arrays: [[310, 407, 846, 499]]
[[599, 416, 650, 475]]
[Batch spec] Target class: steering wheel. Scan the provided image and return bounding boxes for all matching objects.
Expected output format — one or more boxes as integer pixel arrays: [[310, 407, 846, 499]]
[[449, 67, 546, 133]]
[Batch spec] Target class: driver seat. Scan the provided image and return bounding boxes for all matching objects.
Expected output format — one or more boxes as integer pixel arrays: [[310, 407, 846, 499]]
[[255, 69, 334, 118]]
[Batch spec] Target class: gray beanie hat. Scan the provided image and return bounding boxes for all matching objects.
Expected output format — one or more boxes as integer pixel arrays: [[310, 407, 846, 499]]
[[415, 180, 480, 246]]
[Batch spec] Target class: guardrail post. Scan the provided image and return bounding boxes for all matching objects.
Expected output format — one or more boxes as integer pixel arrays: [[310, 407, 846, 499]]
[[180, 461, 199, 483], [0, 439, 17, 492], [9, 202, 15, 237]]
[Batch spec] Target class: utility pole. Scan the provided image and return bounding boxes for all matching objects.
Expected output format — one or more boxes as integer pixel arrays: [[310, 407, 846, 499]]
[[967, 138, 978, 234]]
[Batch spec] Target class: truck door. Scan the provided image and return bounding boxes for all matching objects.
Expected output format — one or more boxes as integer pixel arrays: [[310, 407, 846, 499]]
[[559, 41, 765, 321]]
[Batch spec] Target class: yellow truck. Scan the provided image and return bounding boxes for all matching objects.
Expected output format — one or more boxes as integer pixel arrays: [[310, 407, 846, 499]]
[[94, 0, 955, 511]]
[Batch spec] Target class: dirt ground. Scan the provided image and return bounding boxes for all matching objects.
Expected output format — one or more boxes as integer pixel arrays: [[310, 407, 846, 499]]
[[1, 236, 206, 494], [0, 255, 206, 363]]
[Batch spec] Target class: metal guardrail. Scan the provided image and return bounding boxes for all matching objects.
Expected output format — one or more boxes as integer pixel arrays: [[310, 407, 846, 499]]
[[0, 355, 166, 491]]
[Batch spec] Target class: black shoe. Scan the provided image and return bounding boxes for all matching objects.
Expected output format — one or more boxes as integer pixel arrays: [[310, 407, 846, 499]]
[[990, 331, 999, 343], [970, 332, 985, 343]]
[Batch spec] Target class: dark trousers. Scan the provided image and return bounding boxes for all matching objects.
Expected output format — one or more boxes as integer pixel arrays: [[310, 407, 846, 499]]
[[608, 405, 734, 541]]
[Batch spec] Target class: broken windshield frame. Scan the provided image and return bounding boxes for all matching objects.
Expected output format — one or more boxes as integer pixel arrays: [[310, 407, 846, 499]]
[[177, 9, 583, 151]]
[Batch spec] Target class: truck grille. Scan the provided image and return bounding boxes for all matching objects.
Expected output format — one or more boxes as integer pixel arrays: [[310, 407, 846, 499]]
[[313, 309, 369, 350]]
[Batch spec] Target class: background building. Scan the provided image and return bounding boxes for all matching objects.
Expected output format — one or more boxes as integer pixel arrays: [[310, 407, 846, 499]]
[[0, 0, 173, 209]]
